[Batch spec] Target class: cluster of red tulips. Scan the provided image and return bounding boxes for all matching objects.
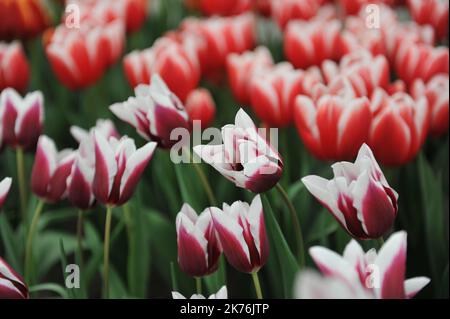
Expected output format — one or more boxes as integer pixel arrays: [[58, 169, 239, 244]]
[[0, 0, 448, 300]]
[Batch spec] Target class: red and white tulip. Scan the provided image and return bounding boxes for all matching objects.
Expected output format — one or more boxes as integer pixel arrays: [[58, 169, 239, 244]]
[[0, 42, 30, 93], [210, 195, 269, 273], [185, 88, 216, 128], [408, 0, 448, 40], [0, 177, 12, 210], [176, 204, 222, 277], [110, 74, 190, 149], [0, 257, 28, 299], [302, 144, 398, 239], [31, 135, 76, 203], [271, 0, 325, 29], [194, 109, 283, 193], [0, 88, 44, 150]]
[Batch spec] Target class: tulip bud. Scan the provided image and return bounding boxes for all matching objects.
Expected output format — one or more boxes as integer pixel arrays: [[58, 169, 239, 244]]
[[110, 74, 191, 148], [93, 133, 157, 206], [0, 177, 12, 210], [194, 109, 283, 193], [309, 231, 430, 299], [210, 195, 269, 273], [176, 204, 222, 277], [302, 144, 398, 239], [185, 88, 216, 128], [408, 0, 448, 40], [0, 42, 30, 93], [271, 0, 324, 29], [31, 135, 76, 203], [172, 286, 227, 299], [0, 88, 44, 150], [0, 257, 28, 299]]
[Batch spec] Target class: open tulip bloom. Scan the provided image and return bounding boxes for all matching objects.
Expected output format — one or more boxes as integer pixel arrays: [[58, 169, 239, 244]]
[[307, 231, 430, 299], [193, 109, 283, 193], [302, 143, 398, 239], [0, 257, 28, 299]]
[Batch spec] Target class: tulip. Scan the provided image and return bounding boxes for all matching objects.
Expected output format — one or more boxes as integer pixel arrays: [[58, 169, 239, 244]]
[[309, 231, 430, 299], [198, 0, 252, 16], [293, 81, 372, 161], [185, 88, 216, 128], [67, 119, 119, 210], [0, 177, 11, 210], [411, 74, 449, 137], [250, 62, 320, 127], [226, 46, 273, 105], [369, 89, 429, 166], [194, 108, 283, 193], [340, 0, 395, 16], [284, 18, 350, 69], [123, 36, 200, 102], [0, 41, 30, 93], [302, 143, 398, 239], [172, 286, 228, 299], [0, 88, 44, 150], [210, 195, 269, 274], [92, 134, 157, 207], [0, 257, 28, 299], [0, 0, 50, 40], [110, 74, 191, 149], [408, 0, 448, 40], [31, 135, 76, 203], [176, 204, 222, 277], [271, 0, 324, 29]]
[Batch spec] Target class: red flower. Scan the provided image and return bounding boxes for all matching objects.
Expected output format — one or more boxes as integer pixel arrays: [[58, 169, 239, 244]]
[[408, 0, 448, 40], [185, 88, 216, 128], [369, 89, 429, 166], [271, 0, 325, 29], [0, 42, 30, 93], [199, 0, 252, 16]]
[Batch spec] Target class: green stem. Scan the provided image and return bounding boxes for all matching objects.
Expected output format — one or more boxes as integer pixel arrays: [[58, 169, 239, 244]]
[[195, 277, 202, 295], [103, 206, 113, 299], [76, 210, 84, 269], [16, 148, 28, 219], [123, 204, 137, 295], [251, 271, 263, 299], [275, 183, 305, 268], [25, 199, 45, 283]]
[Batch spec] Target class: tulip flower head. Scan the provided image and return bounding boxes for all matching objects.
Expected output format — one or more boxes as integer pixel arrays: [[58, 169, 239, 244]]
[[110, 74, 190, 149], [210, 195, 269, 273], [302, 144, 398, 239], [309, 231, 430, 299], [0, 257, 28, 299], [0, 42, 30, 93], [31, 135, 76, 203], [194, 109, 283, 193], [172, 286, 228, 299], [176, 204, 222, 277], [0, 88, 44, 150], [0, 177, 12, 210], [185, 88, 216, 128], [93, 133, 157, 206]]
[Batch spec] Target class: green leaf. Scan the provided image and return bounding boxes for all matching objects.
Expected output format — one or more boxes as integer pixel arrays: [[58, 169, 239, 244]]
[[29, 283, 68, 299], [0, 214, 21, 272]]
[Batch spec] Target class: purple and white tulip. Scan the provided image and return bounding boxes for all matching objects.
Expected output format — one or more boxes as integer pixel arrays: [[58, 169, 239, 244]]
[[176, 203, 222, 277], [110, 74, 190, 149], [93, 133, 157, 206], [0, 257, 28, 299], [309, 231, 430, 299], [194, 109, 283, 193], [210, 195, 269, 273], [0, 177, 12, 210], [0, 88, 44, 150], [172, 286, 228, 299], [31, 135, 76, 203], [302, 143, 398, 239]]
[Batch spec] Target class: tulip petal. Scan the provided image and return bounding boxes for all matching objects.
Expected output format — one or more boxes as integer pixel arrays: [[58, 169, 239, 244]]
[[15, 91, 43, 148], [0, 177, 12, 208], [404, 277, 430, 299], [31, 136, 57, 199], [93, 133, 117, 204]]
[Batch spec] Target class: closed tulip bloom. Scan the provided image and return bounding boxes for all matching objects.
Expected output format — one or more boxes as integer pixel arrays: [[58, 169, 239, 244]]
[[271, 0, 324, 29], [0, 88, 44, 150], [31, 135, 76, 203], [172, 286, 227, 299], [226, 46, 273, 105], [0, 42, 30, 93], [369, 89, 429, 166], [408, 0, 448, 40], [110, 74, 190, 148], [0, 177, 12, 210], [0, 257, 28, 299], [93, 133, 157, 206], [411, 74, 449, 136], [176, 204, 222, 277], [194, 109, 283, 193], [185, 88, 216, 128], [67, 119, 119, 210], [294, 81, 372, 161], [302, 143, 398, 239], [210, 195, 269, 273], [309, 231, 430, 299]]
